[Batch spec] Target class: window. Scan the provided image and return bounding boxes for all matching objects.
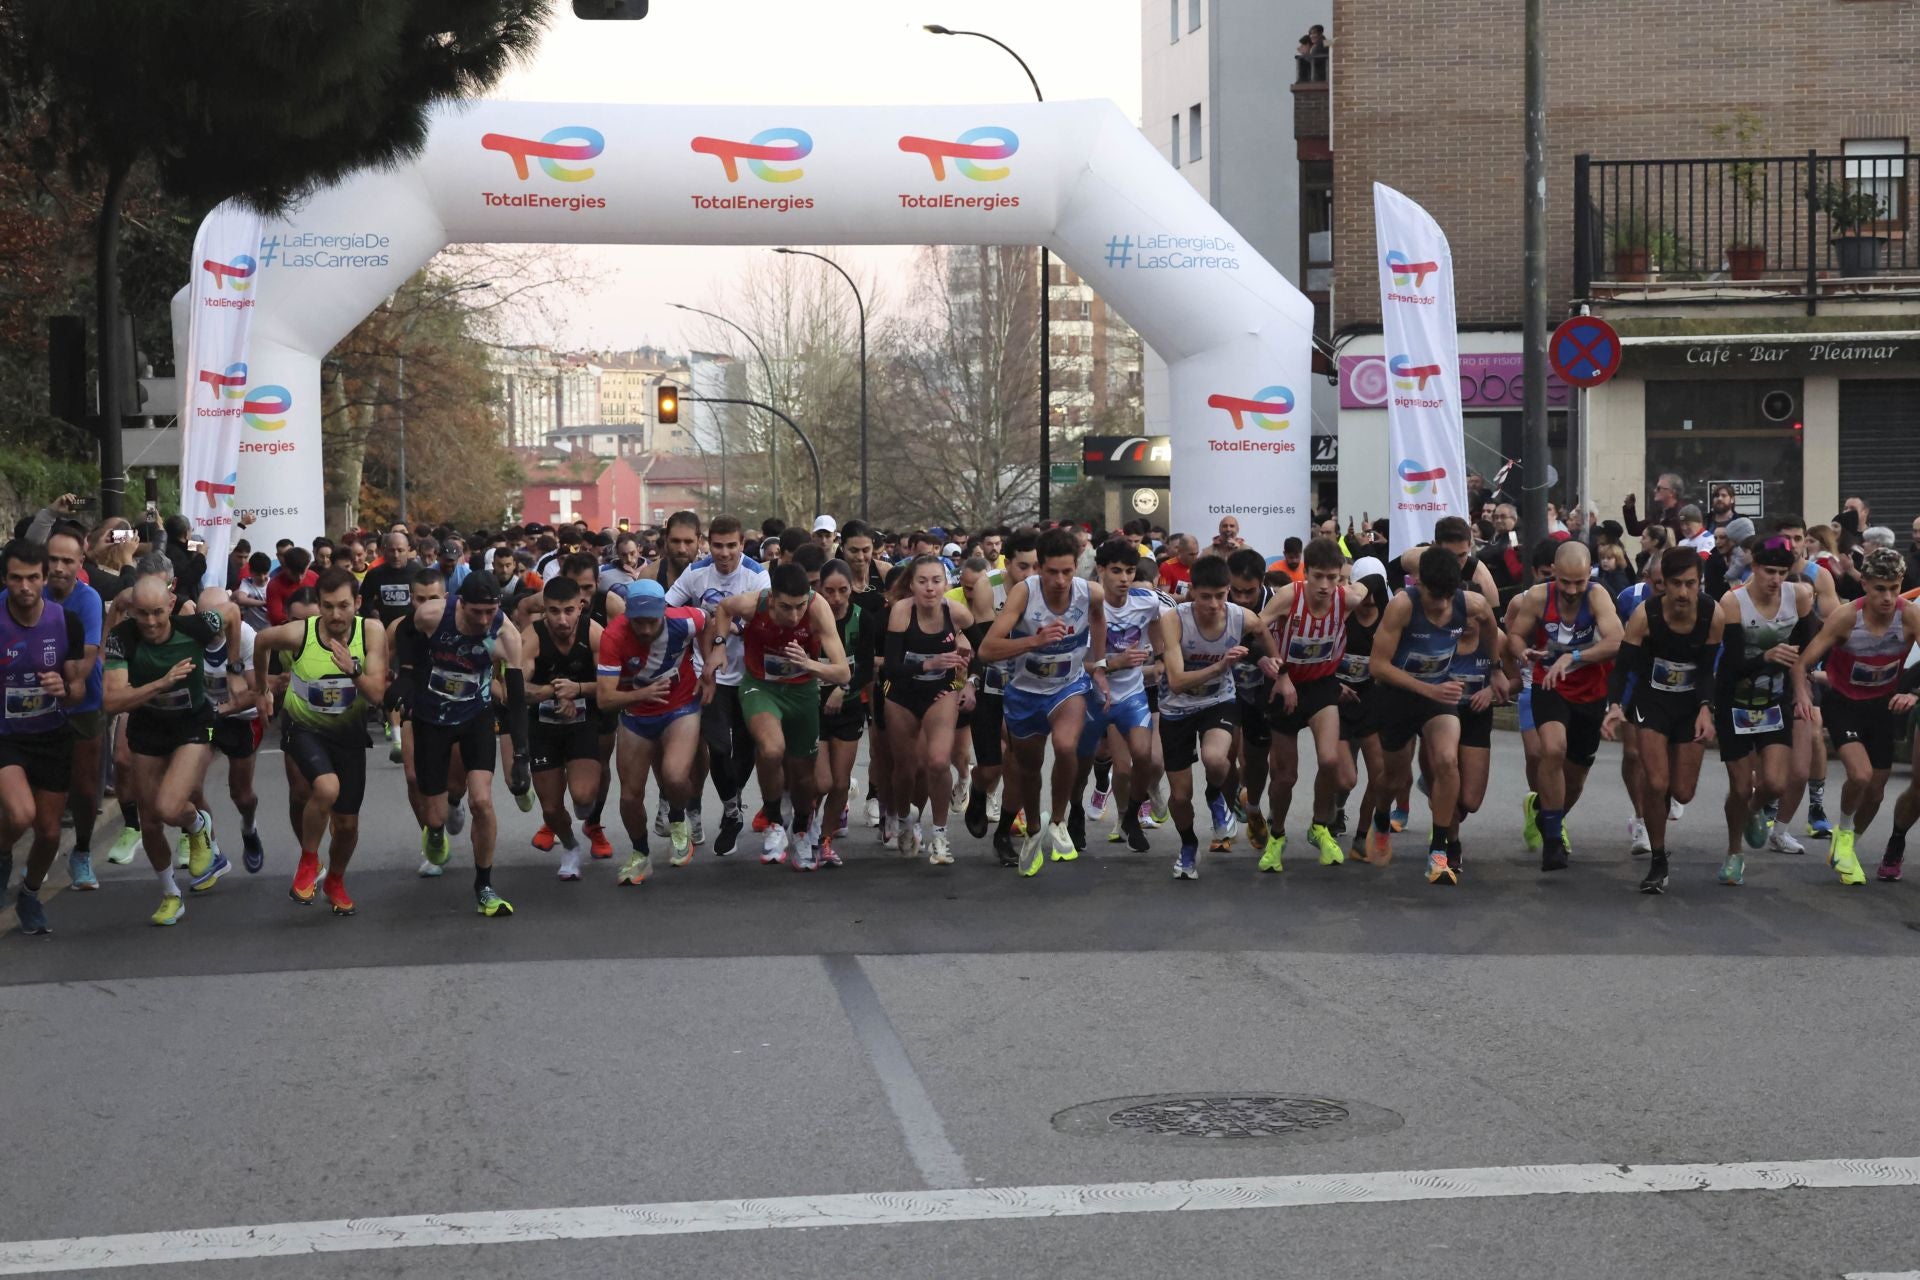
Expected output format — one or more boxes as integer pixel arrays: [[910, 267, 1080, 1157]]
[[1170, 114, 1181, 167], [1189, 104, 1202, 162], [1188, 0, 1201, 32], [1844, 138, 1907, 223], [1169, 0, 1179, 42]]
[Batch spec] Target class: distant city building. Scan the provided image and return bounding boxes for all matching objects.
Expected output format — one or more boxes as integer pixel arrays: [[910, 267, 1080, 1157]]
[[515, 446, 718, 530]]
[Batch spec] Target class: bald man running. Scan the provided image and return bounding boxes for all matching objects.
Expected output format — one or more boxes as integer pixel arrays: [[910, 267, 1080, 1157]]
[[1503, 541, 1624, 872]]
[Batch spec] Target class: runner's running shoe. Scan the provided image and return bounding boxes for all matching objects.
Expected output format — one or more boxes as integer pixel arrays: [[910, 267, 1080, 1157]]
[[791, 833, 818, 871], [653, 807, 669, 838], [1173, 844, 1198, 880], [1879, 855, 1904, 882], [1368, 830, 1392, 863], [714, 807, 744, 857], [1744, 811, 1772, 850], [752, 811, 771, 833], [1390, 806, 1409, 834], [1019, 832, 1045, 877], [928, 833, 954, 866], [1639, 852, 1669, 895], [1769, 825, 1806, 856], [690, 812, 706, 845], [150, 893, 185, 926], [15, 889, 49, 935], [586, 824, 613, 859], [819, 835, 843, 868], [1310, 823, 1345, 866], [669, 820, 694, 867], [476, 886, 514, 917], [532, 826, 556, 852], [423, 826, 451, 867], [1828, 829, 1866, 885], [242, 828, 265, 874], [67, 850, 97, 890], [1426, 851, 1457, 886], [1521, 793, 1543, 853], [290, 850, 322, 903], [189, 853, 229, 894], [557, 848, 583, 881], [1258, 834, 1286, 873], [322, 875, 356, 916], [1718, 853, 1745, 886], [761, 823, 789, 866], [446, 799, 467, 836], [617, 852, 650, 885], [1246, 810, 1270, 853], [1048, 821, 1078, 862], [107, 827, 140, 865], [1807, 804, 1832, 838], [1627, 817, 1651, 856], [1669, 798, 1684, 822], [1087, 786, 1111, 822]]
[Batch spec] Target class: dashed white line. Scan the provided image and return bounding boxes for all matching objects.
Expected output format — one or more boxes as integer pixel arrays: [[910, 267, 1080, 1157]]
[[0, 1155, 1915, 1274]]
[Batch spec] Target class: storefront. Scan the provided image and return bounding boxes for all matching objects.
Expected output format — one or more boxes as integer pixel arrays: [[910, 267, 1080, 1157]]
[[1081, 434, 1171, 530], [1584, 322, 1920, 533]]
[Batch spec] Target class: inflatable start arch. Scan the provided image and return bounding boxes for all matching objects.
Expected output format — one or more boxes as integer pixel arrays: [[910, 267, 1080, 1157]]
[[175, 100, 1314, 553]]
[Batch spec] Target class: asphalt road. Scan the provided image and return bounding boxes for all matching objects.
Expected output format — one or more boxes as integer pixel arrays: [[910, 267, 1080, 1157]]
[[4, 729, 1919, 1280]]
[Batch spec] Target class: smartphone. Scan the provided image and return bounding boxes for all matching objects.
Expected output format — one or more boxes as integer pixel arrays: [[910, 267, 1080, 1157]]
[[108, 528, 138, 545], [188, 538, 207, 555], [72, 497, 98, 513]]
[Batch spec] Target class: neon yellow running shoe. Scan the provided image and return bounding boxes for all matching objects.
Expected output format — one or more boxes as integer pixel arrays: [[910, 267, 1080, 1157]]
[[1258, 833, 1286, 873], [1310, 823, 1344, 866], [1521, 792, 1542, 853], [617, 852, 651, 885], [150, 893, 185, 927], [475, 886, 514, 917], [422, 825, 451, 867], [185, 811, 214, 877], [1829, 829, 1866, 885], [669, 820, 693, 867]]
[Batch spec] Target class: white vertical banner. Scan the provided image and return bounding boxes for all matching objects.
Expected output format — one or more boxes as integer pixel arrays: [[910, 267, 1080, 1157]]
[[180, 204, 264, 570], [1373, 183, 1467, 557]]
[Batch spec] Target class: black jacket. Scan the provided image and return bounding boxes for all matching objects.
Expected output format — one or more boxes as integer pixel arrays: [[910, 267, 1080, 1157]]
[[165, 537, 206, 600]]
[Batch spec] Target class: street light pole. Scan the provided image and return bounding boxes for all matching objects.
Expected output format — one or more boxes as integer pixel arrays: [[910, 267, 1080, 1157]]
[[924, 23, 1051, 521], [671, 302, 778, 518], [685, 395, 823, 520], [773, 248, 868, 523], [1520, 0, 1550, 541]]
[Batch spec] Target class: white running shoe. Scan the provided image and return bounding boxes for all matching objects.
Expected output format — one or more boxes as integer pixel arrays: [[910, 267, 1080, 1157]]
[[1669, 798, 1685, 822], [445, 799, 467, 836], [791, 833, 818, 871], [1137, 800, 1159, 831], [880, 813, 897, 844], [865, 797, 881, 828], [1627, 816, 1652, 856], [1087, 786, 1111, 822], [1768, 825, 1806, 855], [985, 789, 1002, 823], [557, 847, 583, 881], [928, 832, 954, 865], [653, 806, 669, 838], [417, 858, 443, 878], [903, 822, 922, 859], [761, 823, 789, 864], [807, 807, 824, 845], [952, 774, 969, 810], [835, 805, 850, 837], [689, 811, 705, 845]]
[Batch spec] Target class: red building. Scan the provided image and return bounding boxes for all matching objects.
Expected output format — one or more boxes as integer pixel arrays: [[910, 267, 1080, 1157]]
[[515, 449, 716, 530]]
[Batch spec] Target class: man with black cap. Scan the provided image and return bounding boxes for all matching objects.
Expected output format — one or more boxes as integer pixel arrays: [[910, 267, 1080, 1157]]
[[393, 570, 532, 917]]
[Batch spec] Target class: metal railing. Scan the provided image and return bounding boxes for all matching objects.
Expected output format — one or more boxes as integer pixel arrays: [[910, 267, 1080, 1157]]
[[1295, 48, 1328, 83], [1574, 151, 1918, 310]]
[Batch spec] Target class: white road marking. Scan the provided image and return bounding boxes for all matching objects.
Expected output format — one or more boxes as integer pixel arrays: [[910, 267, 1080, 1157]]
[[821, 953, 970, 1188], [1845, 1273, 1920, 1279], [1, 1155, 1916, 1274]]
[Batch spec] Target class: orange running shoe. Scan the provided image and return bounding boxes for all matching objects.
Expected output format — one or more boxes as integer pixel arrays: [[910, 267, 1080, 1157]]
[[290, 849, 321, 904], [532, 825, 556, 852], [1369, 830, 1393, 864], [322, 874, 356, 916], [585, 824, 613, 859], [751, 811, 771, 833]]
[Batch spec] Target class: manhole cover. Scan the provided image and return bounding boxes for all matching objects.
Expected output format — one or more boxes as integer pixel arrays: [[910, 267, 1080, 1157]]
[[1053, 1092, 1402, 1146]]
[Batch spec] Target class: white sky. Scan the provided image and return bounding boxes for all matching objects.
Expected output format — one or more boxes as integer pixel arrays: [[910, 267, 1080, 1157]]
[[489, 0, 1142, 350]]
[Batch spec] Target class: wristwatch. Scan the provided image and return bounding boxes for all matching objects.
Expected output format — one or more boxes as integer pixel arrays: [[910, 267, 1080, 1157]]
[[1089, 657, 1109, 672]]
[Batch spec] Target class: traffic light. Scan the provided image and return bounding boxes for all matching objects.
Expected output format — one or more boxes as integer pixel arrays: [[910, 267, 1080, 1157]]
[[657, 383, 678, 424]]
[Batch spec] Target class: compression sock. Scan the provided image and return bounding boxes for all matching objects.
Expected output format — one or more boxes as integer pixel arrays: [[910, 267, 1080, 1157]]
[[473, 865, 492, 891], [1540, 809, 1565, 843], [1092, 757, 1113, 791]]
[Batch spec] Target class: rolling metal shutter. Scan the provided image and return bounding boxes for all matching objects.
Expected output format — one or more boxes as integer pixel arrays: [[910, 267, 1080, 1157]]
[[1839, 381, 1920, 534]]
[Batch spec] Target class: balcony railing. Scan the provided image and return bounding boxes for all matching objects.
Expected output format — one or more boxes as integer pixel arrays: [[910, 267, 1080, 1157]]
[[1574, 151, 1919, 310]]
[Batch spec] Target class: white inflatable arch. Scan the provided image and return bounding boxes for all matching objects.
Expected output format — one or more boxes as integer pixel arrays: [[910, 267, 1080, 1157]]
[[177, 100, 1314, 552]]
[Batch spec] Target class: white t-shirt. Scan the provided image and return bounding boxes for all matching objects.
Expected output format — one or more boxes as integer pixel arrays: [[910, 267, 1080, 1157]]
[[665, 554, 770, 686], [204, 620, 258, 720]]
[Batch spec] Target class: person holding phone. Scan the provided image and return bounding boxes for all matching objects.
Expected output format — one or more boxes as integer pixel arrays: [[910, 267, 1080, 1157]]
[[161, 514, 207, 601]]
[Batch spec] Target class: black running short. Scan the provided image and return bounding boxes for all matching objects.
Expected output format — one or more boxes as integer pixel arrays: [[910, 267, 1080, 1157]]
[[1627, 690, 1706, 745], [1456, 701, 1493, 751], [1716, 702, 1793, 763], [0, 727, 75, 793], [1236, 696, 1272, 753], [529, 717, 599, 773], [282, 721, 369, 813], [1159, 701, 1237, 772], [412, 715, 497, 795], [968, 689, 1003, 765], [1336, 683, 1379, 743], [1377, 686, 1458, 754], [1266, 675, 1343, 736], [210, 715, 261, 760], [820, 690, 867, 744], [1824, 693, 1900, 771], [126, 708, 215, 759], [1528, 686, 1606, 767]]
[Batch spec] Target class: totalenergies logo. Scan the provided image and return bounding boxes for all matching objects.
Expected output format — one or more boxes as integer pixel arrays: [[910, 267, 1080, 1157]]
[[898, 126, 1017, 181], [202, 255, 255, 292], [1206, 385, 1293, 431], [1398, 459, 1448, 494], [691, 127, 812, 182], [243, 385, 292, 431], [1384, 249, 1438, 288], [481, 126, 605, 181], [198, 363, 248, 399], [195, 472, 238, 510], [1389, 354, 1442, 392]]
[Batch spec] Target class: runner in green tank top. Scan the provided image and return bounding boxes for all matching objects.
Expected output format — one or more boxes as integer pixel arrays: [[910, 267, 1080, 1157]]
[[254, 568, 389, 916]]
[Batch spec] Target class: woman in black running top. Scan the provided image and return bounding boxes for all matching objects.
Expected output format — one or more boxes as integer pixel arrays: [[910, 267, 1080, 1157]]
[[884, 556, 974, 858], [811, 559, 878, 867]]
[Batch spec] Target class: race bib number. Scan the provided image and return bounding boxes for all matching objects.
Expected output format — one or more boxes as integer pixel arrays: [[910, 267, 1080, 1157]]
[[5, 684, 53, 719], [1649, 657, 1697, 692], [981, 664, 1009, 695], [148, 686, 193, 713], [1405, 652, 1451, 679], [539, 696, 588, 724], [380, 583, 410, 607], [298, 675, 358, 715], [1025, 653, 1073, 681], [761, 651, 806, 681], [1853, 660, 1899, 690], [426, 668, 483, 702], [1286, 633, 1336, 665], [1731, 705, 1785, 736], [1336, 652, 1370, 684]]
